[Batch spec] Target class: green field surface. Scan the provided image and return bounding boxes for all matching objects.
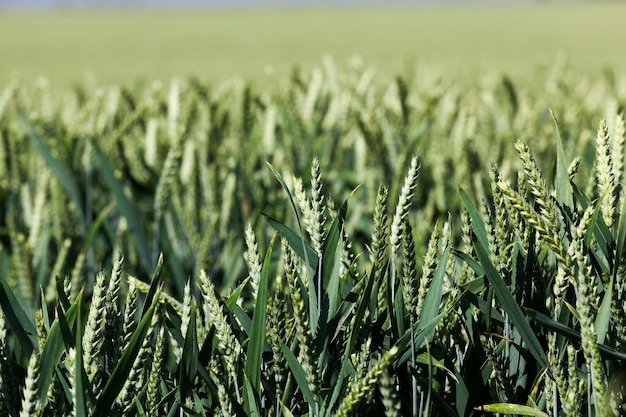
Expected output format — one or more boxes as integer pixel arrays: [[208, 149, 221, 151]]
[[2, 2, 626, 87]]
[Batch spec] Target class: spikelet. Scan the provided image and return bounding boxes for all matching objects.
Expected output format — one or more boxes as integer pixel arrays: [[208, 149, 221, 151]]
[[568, 156, 582, 182], [555, 345, 585, 417], [483, 336, 513, 402], [244, 223, 262, 301], [459, 208, 475, 284], [489, 165, 512, 276], [215, 369, 235, 417], [595, 120, 616, 227], [66, 348, 77, 417], [569, 203, 611, 416], [145, 326, 166, 414], [390, 156, 420, 260], [514, 141, 564, 234], [175, 280, 193, 362], [103, 252, 124, 368], [283, 241, 319, 404], [401, 219, 418, 322], [416, 225, 441, 316], [498, 181, 570, 273], [335, 346, 399, 417], [371, 185, 390, 314], [501, 172, 531, 253], [390, 156, 420, 304], [310, 157, 327, 257], [34, 309, 46, 349], [266, 275, 289, 398], [293, 176, 311, 220], [45, 369, 66, 416], [199, 270, 241, 398], [379, 367, 402, 417], [83, 270, 108, 383], [19, 351, 41, 417], [293, 158, 327, 259], [122, 278, 139, 349], [118, 310, 159, 412]]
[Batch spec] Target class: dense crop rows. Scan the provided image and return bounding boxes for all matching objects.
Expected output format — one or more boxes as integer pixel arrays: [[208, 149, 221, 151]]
[[0, 60, 626, 416]]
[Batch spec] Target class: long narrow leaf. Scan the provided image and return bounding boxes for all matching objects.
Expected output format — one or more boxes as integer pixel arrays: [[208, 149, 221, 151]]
[[75, 295, 88, 417], [476, 403, 549, 417], [551, 109, 574, 213], [473, 240, 548, 370], [267, 162, 319, 330], [596, 275, 613, 345], [0, 272, 37, 356], [94, 142, 152, 273], [178, 303, 198, 401], [615, 193, 626, 276], [245, 235, 275, 394], [21, 114, 85, 219], [281, 344, 316, 408], [322, 199, 347, 319], [264, 213, 318, 270], [525, 308, 626, 361], [459, 187, 490, 255], [419, 245, 450, 340], [37, 300, 79, 408]]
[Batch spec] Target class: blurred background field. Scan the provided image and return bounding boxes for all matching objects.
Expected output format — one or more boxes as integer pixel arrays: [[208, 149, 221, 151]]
[[2, 2, 626, 87]]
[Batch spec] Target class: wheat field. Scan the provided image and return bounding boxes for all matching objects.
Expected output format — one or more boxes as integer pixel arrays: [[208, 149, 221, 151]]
[[2, 3, 626, 417]]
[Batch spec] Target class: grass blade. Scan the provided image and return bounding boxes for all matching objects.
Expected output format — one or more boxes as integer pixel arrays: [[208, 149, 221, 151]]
[[419, 245, 450, 339], [264, 213, 318, 270], [476, 403, 549, 417], [525, 308, 626, 361], [0, 272, 37, 356], [459, 187, 490, 255], [74, 294, 88, 417], [615, 192, 626, 275], [266, 162, 319, 329], [21, 113, 85, 219], [551, 109, 574, 213], [596, 275, 613, 345], [473, 239, 548, 370], [37, 300, 79, 408], [178, 303, 198, 401], [281, 344, 316, 408], [94, 142, 152, 273], [141, 253, 164, 317], [321, 198, 347, 319], [245, 235, 275, 394]]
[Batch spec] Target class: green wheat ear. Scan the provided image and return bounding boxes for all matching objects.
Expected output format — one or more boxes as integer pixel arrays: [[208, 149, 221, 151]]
[[199, 270, 241, 401], [595, 119, 617, 227], [19, 351, 41, 417], [335, 346, 399, 417], [283, 239, 320, 408], [244, 223, 262, 301], [83, 270, 107, 384]]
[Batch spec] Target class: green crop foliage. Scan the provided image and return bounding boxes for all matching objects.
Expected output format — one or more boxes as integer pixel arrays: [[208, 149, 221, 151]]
[[1, 56, 626, 416]]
